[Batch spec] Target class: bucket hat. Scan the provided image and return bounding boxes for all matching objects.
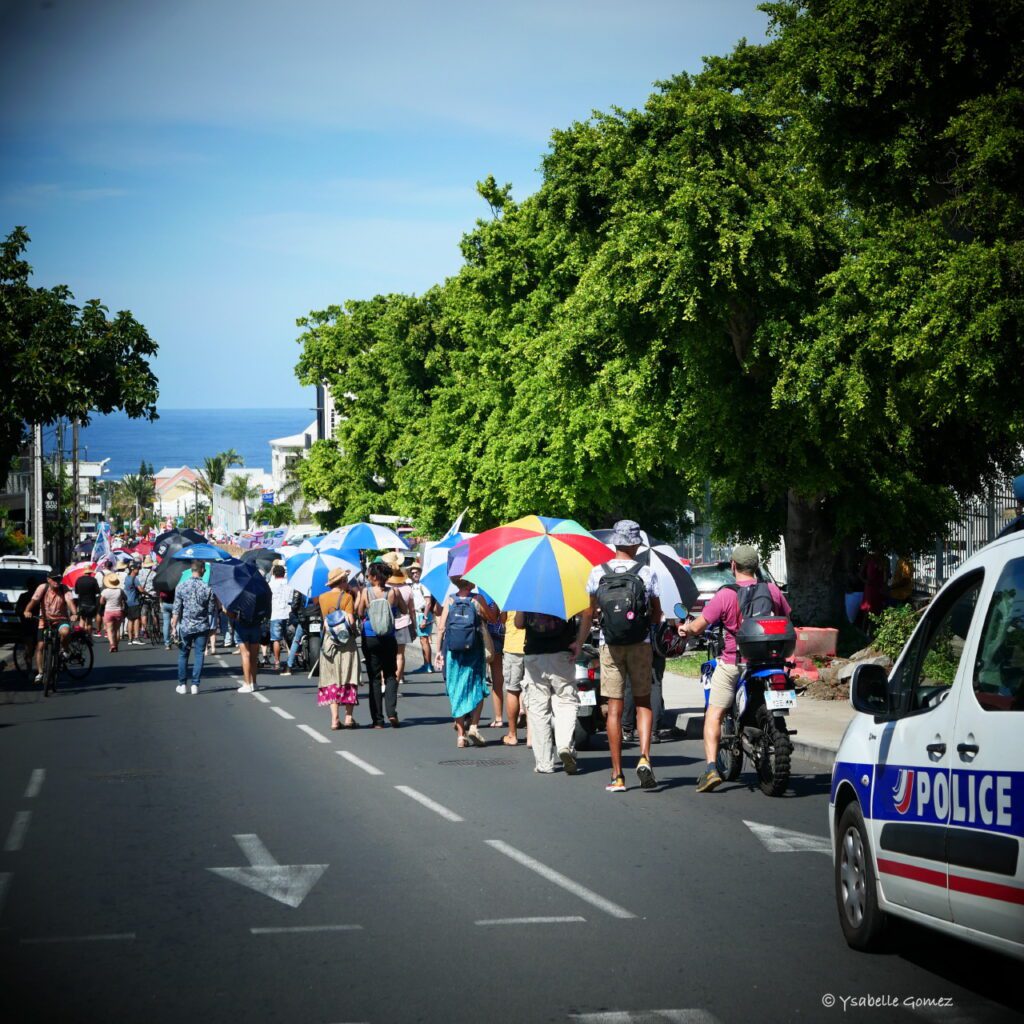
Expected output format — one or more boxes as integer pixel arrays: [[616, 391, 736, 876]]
[[610, 519, 643, 547]]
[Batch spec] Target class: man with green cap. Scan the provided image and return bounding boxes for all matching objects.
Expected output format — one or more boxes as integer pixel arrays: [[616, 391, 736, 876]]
[[677, 544, 790, 792]]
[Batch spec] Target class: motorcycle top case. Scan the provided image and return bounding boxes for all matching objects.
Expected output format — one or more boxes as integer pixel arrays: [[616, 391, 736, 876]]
[[736, 616, 796, 663]]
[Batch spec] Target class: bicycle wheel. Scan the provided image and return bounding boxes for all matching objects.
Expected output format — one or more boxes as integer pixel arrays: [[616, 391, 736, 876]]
[[63, 635, 94, 680], [43, 636, 58, 696], [13, 638, 35, 677]]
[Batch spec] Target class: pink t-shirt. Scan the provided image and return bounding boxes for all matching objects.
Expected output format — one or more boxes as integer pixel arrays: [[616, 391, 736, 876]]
[[702, 579, 791, 665]]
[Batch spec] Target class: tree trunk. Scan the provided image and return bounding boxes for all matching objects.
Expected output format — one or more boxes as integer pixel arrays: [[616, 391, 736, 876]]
[[784, 490, 846, 626]]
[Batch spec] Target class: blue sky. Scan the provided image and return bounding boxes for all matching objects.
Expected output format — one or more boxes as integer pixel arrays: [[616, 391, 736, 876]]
[[0, 0, 770, 409]]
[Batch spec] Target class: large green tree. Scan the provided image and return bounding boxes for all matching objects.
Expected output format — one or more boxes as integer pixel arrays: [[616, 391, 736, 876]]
[[0, 228, 159, 477]]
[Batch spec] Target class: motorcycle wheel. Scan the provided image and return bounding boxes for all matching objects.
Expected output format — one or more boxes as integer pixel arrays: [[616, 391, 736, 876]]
[[307, 633, 321, 677], [755, 705, 792, 796], [13, 639, 34, 677], [716, 711, 743, 781], [573, 715, 597, 751]]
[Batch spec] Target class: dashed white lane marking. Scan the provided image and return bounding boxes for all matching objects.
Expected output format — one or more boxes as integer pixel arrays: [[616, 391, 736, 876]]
[[4, 811, 31, 852], [394, 785, 463, 822], [21, 932, 137, 944], [486, 840, 636, 920], [570, 1013, 723, 1024], [250, 924, 363, 934], [253, 693, 271, 704], [337, 751, 383, 776], [0, 873, 11, 916], [23, 769, 45, 799], [476, 916, 585, 926], [297, 724, 330, 744], [270, 706, 295, 720]]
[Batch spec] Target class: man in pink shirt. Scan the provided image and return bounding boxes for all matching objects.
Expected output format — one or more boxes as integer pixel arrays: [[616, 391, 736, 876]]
[[677, 544, 790, 792]]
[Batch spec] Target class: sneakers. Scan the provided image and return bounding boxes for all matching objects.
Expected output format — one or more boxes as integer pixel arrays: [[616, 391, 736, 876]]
[[33, 673, 43, 684], [130, 639, 144, 646], [190, 684, 198, 695], [175, 684, 187, 694], [534, 765, 557, 774], [636, 756, 658, 790], [164, 643, 172, 651], [605, 774, 626, 793], [696, 765, 723, 793], [558, 748, 578, 775], [236, 684, 254, 693]]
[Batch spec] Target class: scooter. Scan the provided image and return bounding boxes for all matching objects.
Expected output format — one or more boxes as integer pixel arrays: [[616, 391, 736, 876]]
[[573, 640, 603, 750]]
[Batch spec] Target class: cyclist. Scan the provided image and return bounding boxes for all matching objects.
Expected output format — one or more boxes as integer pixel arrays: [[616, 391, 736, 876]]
[[23, 570, 78, 683]]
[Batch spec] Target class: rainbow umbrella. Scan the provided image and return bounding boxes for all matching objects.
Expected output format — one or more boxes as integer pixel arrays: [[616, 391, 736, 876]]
[[460, 516, 613, 618]]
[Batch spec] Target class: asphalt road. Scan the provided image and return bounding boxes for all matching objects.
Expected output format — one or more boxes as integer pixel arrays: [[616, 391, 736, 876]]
[[0, 638, 1020, 1024]]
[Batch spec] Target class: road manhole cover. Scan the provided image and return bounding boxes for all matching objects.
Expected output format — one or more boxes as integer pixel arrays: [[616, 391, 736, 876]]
[[88, 769, 163, 781], [438, 758, 518, 767]]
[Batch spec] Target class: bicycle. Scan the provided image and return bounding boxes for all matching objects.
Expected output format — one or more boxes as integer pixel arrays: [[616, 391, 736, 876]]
[[141, 595, 163, 647], [15, 624, 93, 695]]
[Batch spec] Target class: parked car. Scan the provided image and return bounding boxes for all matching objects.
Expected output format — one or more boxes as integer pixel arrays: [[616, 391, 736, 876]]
[[831, 529, 1024, 961], [687, 560, 785, 616], [0, 557, 52, 643]]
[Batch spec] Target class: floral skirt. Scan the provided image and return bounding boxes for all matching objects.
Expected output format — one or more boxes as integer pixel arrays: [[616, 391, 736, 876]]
[[318, 683, 358, 706]]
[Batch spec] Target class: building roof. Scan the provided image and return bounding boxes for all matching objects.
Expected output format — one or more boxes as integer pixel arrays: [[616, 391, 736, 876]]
[[269, 420, 317, 450]]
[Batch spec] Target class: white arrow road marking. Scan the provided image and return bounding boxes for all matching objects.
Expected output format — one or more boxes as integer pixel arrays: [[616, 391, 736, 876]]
[[23, 769, 45, 799], [486, 840, 636, 920], [743, 820, 831, 855], [208, 834, 327, 908]]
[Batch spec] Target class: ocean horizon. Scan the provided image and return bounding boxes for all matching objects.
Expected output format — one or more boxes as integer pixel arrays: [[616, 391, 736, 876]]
[[45, 408, 315, 479]]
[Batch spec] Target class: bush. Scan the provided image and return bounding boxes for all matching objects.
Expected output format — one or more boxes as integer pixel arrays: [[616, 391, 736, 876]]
[[869, 604, 919, 660]]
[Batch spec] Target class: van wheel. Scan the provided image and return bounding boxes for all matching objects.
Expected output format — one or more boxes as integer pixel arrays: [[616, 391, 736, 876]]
[[835, 802, 886, 950]]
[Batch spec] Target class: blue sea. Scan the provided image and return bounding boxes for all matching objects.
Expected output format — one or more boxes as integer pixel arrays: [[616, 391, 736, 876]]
[[50, 408, 314, 478]]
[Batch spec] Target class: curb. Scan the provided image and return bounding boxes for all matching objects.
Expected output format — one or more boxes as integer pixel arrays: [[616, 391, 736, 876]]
[[673, 711, 839, 772]]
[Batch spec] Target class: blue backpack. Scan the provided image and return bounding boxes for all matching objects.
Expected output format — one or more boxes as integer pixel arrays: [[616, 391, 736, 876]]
[[447, 596, 478, 652]]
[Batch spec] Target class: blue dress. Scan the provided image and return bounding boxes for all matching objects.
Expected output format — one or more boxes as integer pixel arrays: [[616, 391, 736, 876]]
[[445, 627, 488, 719]]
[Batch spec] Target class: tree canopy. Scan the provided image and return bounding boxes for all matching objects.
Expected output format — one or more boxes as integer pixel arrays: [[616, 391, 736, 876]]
[[0, 227, 160, 479], [295, 0, 1024, 622]]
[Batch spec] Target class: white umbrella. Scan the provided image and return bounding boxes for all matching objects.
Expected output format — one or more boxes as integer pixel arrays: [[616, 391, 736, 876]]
[[320, 522, 409, 551]]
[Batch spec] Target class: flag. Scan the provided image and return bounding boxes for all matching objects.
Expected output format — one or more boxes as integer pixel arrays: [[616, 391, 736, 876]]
[[441, 509, 467, 541], [91, 521, 112, 564]]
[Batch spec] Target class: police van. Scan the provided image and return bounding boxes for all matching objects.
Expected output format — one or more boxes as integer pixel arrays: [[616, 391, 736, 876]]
[[831, 530, 1024, 960]]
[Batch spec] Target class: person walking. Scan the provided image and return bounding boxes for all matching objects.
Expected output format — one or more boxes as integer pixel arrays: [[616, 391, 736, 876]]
[[268, 563, 292, 672], [434, 570, 493, 748], [171, 560, 216, 695], [501, 610, 527, 745], [158, 580, 176, 651], [484, 598, 505, 728], [317, 567, 360, 729], [99, 572, 126, 653], [73, 568, 101, 633], [575, 520, 661, 793], [407, 563, 435, 672], [385, 566, 416, 684], [356, 562, 401, 728], [516, 611, 580, 774], [230, 601, 263, 692], [123, 563, 143, 645]]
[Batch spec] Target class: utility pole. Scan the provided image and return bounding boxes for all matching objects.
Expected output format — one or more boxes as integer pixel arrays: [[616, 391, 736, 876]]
[[56, 419, 64, 567], [72, 418, 80, 551], [32, 423, 44, 562]]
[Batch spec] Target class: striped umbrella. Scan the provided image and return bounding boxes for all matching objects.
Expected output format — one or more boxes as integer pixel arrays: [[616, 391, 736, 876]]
[[285, 549, 362, 599], [319, 522, 409, 551], [460, 516, 613, 618]]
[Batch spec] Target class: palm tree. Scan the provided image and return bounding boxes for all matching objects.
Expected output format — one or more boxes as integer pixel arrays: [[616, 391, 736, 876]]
[[115, 473, 156, 521], [223, 473, 261, 530], [197, 450, 246, 498], [253, 502, 296, 528], [275, 461, 307, 518]]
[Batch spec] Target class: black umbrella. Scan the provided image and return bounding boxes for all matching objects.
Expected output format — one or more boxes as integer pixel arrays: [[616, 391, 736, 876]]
[[240, 547, 281, 572], [153, 528, 206, 562], [152, 555, 208, 595], [208, 561, 271, 621]]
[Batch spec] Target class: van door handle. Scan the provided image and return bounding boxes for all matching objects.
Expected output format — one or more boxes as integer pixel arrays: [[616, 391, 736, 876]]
[[926, 742, 946, 756], [957, 742, 980, 756]]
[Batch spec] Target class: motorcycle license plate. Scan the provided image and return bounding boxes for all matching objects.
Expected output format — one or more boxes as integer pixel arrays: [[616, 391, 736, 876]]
[[578, 689, 597, 707], [308, 621, 321, 633], [764, 689, 796, 712]]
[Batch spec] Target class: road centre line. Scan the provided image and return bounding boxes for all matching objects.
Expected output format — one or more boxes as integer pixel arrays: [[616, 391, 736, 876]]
[[297, 724, 330, 744], [253, 693, 271, 704], [485, 840, 636, 920], [250, 924, 363, 934], [476, 916, 585, 926], [337, 751, 383, 776], [21, 933, 137, 944], [4, 811, 31, 852], [23, 769, 45, 799], [270, 706, 295, 720], [394, 785, 463, 822]]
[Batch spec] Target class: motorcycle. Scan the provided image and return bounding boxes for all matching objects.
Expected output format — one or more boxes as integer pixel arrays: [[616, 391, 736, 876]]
[[696, 613, 798, 797], [573, 640, 603, 749], [284, 609, 322, 676]]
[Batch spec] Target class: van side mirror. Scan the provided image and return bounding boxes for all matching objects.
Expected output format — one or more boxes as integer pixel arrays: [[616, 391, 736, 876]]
[[850, 662, 891, 718]]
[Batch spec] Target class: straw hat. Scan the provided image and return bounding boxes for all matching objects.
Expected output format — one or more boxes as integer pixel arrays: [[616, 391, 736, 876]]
[[327, 566, 350, 586], [142, 555, 155, 567], [409, 561, 422, 571], [104, 572, 121, 588], [381, 551, 403, 570], [386, 571, 407, 585]]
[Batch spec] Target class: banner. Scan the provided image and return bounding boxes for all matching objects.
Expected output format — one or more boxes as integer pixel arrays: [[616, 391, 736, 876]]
[[90, 521, 112, 564]]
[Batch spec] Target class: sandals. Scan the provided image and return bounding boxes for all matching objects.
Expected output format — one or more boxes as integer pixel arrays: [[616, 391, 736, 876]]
[[467, 727, 486, 747], [330, 722, 342, 731], [485, 720, 504, 729], [457, 735, 469, 748], [501, 735, 519, 746]]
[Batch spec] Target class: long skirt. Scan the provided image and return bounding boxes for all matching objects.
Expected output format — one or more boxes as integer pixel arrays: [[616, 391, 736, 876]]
[[318, 635, 359, 705], [445, 639, 488, 719]]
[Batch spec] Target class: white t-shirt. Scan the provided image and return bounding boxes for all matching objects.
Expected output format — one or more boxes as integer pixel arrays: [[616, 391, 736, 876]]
[[409, 581, 430, 614], [269, 578, 292, 621], [585, 558, 659, 645]]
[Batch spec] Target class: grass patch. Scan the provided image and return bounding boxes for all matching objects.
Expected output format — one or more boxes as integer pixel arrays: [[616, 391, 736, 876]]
[[665, 654, 707, 678]]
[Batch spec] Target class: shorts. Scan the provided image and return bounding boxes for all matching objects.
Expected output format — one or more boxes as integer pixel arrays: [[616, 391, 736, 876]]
[[269, 619, 287, 642], [125, 605, 141, 621], [707, 661, 742, 709], [103, 611, 124, 624], [600, 643, 653, 700], [78, 604, 97, 620], [487, 628, 505, 655], [416, 614, 433, 638], [394, 624, 415, 645], [502, 651, 525, 693], [235, 623, 261, 644]]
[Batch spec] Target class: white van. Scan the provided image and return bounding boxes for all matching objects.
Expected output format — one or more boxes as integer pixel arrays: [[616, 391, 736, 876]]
[[831, 529, 1024, 960]]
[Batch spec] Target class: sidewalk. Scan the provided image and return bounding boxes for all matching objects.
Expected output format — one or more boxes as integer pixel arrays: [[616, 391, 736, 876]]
[[662, 669, 855, 770]]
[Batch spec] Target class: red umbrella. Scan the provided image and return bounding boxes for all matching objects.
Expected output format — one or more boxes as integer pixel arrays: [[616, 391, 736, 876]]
[[63, 561, 97, 588], [133, 540, 154, 556]]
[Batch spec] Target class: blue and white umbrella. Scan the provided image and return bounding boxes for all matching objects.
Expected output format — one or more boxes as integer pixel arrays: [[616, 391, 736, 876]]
[[171, 543, 236, 563], [285, 549, 362, 599], [420, 531, 476, 604], [320, 522, 409, 551]]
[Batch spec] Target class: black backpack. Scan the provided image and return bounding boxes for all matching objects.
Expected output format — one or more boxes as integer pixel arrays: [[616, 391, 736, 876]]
[[596, 562, 650, 645], [724, 582, 776, 627]]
